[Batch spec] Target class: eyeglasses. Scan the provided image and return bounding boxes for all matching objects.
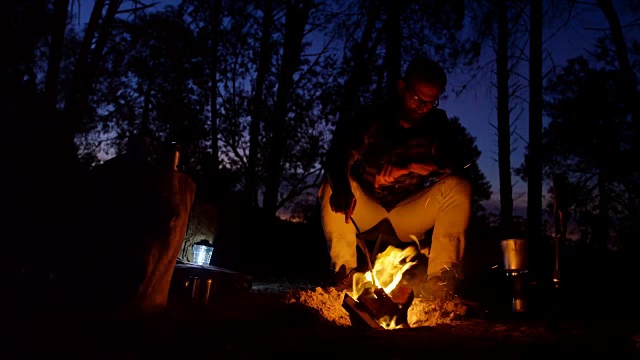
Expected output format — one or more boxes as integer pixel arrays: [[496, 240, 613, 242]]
[[406, 88, 439, 109]]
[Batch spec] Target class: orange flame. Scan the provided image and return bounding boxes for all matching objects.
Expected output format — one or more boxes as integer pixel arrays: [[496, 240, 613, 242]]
[[352, 245, 418, 298], [350, 245, 418, 329]]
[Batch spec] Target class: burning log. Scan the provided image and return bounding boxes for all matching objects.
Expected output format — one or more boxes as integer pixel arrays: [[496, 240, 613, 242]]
[[342, 293, 383, 329], [342, 283, 414, 329], [340, 245, 418, 329]]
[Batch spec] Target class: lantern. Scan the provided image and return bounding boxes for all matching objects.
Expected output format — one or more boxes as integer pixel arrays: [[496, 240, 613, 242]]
[[192, 240, 214, 266]]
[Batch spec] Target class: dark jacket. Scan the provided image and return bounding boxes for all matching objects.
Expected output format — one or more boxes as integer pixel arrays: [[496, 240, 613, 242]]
[[324, 103, 472, 211]]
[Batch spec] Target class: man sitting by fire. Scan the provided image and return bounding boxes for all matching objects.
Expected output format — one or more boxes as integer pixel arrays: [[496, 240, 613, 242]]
[[319, 56, 474, 301]]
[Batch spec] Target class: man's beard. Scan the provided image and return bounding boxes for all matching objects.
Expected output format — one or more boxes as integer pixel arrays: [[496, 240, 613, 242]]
[[398, 107, 424, 127]]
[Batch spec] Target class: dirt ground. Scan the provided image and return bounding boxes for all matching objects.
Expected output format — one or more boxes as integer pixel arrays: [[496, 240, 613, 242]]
[[16, 278, 640, 359]]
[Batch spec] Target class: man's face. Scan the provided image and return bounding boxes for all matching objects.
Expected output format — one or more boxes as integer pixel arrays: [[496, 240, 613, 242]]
[[398, 79, 441, 128]]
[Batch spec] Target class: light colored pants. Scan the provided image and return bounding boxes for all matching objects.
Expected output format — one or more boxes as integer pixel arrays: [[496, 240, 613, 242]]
[[319, 175, 472, 278]]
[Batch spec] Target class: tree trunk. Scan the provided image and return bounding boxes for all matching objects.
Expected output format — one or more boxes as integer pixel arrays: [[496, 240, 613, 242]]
[[382, 0, 403, 102], [209, 0, 222, 182], [42, 0, 77, 168], [595, 0, 637, 251], [596, 0, 640, 162], [596, 0, 637, 106], [64, 0, 123, 135], [245, 0, 273, 249], [79, 0, 123, 120], [63, 0, 106, 127], [527, 0, 543, 260], [336, 1, 381, 119], [263, 0, 313, 217], [497, 0, 513, 230], [141, 86, 152, 133], [44, 0, 70, 111], [595, 170, 609, 252], [247, 0, 273, 210]]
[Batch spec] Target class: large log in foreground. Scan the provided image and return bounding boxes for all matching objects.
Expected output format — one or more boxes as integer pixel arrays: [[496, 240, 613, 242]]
[[87, 144, 196, 316], [342, 284, 414, 329]]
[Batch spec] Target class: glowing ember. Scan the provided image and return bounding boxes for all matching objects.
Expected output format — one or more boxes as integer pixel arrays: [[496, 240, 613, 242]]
[[379, 315, 399, 329]]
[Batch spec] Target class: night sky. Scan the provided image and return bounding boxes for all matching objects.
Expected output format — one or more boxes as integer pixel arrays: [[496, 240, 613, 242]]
[[75, 0, 636, 215], [446, 2, 634, 214]]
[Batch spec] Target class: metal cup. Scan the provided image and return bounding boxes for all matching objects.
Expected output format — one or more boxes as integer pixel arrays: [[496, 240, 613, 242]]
[[500, 239, 529, 313], [500, 238, 528, 272], [509, 274, 528, 313], [190, 277, 213, 305]]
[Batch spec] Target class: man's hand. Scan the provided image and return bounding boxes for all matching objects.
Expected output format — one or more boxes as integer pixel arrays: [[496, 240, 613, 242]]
[[407, 162, 439, 176], [374, 164, 411, 188], [329, 190, 356, 224]]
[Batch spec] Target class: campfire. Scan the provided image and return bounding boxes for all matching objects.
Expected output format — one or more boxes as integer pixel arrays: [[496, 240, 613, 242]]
[[342, 245, 418, 329], [288, 244, 468, 330]]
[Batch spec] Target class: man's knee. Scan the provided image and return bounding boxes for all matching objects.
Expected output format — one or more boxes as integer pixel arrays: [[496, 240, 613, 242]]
[[438, 175, 472, 199]]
